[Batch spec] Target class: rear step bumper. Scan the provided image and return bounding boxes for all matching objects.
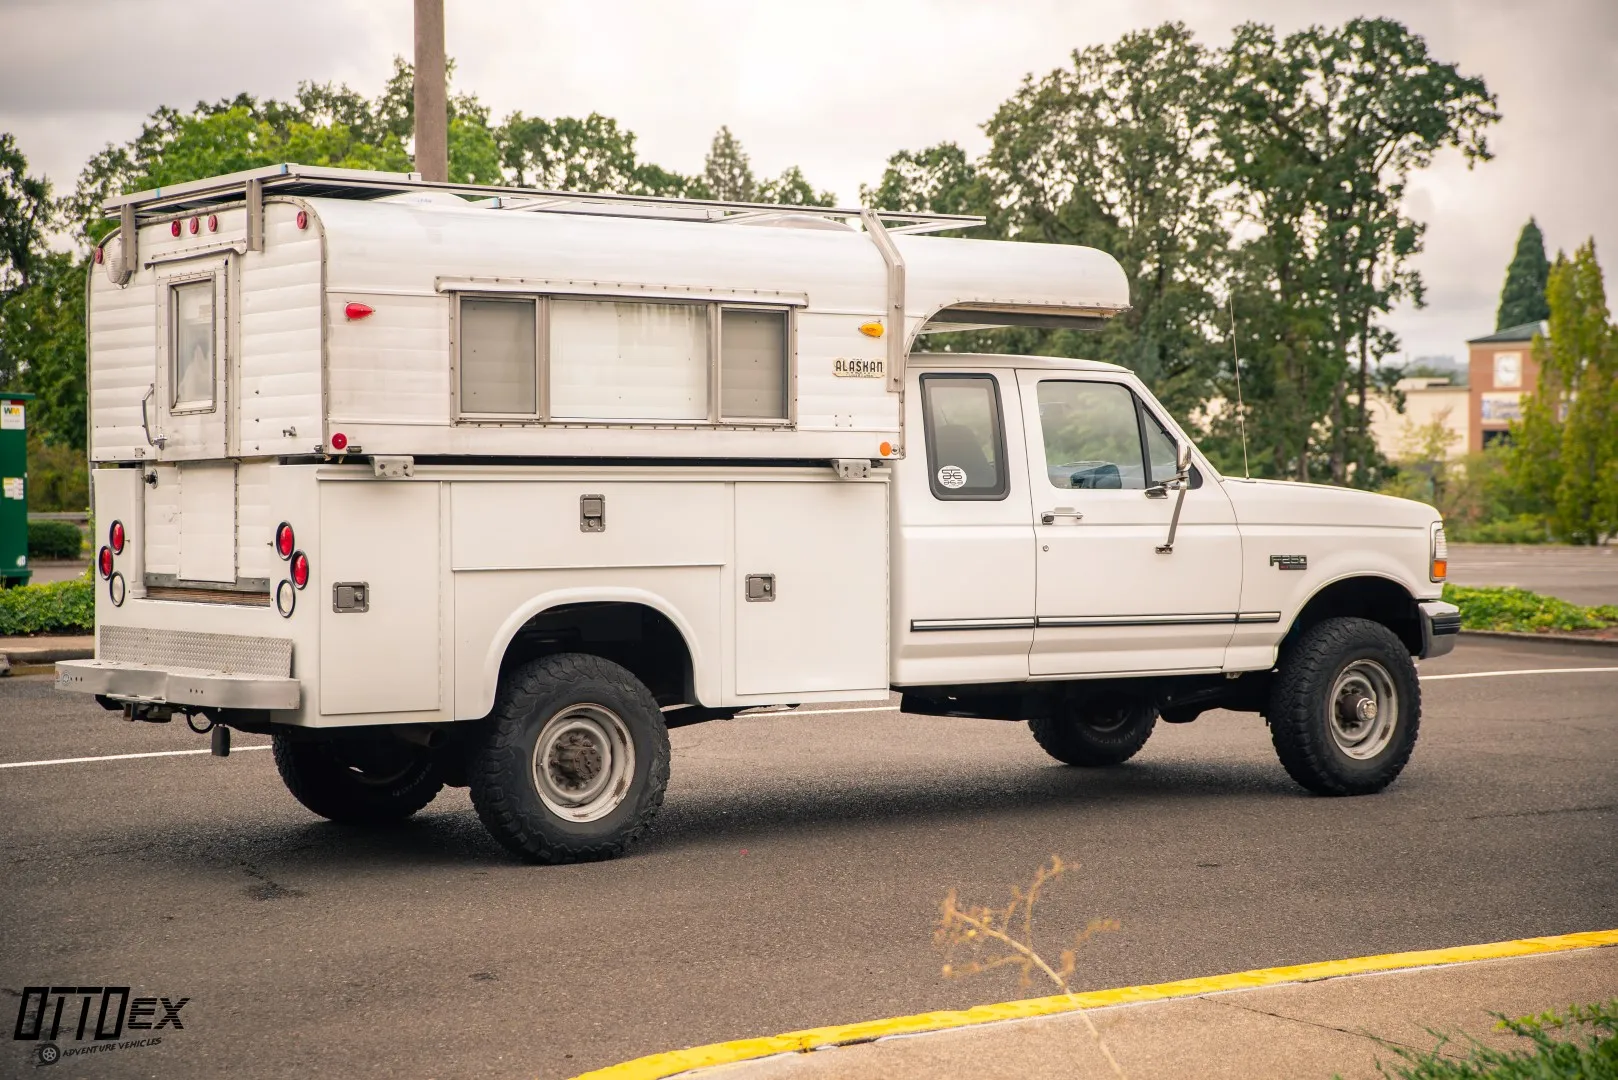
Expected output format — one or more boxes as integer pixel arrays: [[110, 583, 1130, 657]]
[[56, 659, 301, 711]]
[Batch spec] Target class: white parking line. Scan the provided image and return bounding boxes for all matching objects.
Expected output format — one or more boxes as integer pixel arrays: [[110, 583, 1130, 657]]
[[0, 745, 271, 769], [3, 667, 1615, 771]]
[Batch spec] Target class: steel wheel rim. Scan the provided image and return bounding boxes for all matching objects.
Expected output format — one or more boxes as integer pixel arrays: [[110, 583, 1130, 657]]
[[1327, 659, 1398, 760], [532, 704, 634, 822]]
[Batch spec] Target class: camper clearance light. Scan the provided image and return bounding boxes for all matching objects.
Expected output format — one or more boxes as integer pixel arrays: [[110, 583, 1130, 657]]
[[275, 523, 295, 560], [170, 221, 181, 237], [344, 303, 374, 320]]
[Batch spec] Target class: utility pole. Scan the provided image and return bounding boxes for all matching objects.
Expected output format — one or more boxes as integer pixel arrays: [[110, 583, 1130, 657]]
[[413, 0, 448, 182]]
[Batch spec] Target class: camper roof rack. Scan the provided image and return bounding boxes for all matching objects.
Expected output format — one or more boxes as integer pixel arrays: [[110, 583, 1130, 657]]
[[101, 163, 984, 236]]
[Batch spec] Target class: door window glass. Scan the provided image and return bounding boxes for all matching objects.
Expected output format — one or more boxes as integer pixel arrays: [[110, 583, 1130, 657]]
[[171, 280, 215, 411], [1036, 381, 1146, 490], [920, 374, 1008, 500], [1141, 405, 1179, 484]]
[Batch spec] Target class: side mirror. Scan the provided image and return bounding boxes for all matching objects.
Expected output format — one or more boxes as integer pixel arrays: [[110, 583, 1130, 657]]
[[1157, 442, 1193, 556], [1176, 441, 1192, 479]]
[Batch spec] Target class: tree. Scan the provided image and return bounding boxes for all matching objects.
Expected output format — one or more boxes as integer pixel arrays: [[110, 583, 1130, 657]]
[[1496, 218, 1551, 329], [1509, 241, 1618, 543], [0, 132, 54, 295], [1216, 18, 1498, 483], [702, 125, 754, 201], [0, 253, 88, 449], [861, 142, 987, 217]]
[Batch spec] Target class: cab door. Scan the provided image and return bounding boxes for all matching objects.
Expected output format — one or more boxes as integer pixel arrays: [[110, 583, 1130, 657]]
[[152, 257, 231, 460], [1016, 370, 1242, 675]]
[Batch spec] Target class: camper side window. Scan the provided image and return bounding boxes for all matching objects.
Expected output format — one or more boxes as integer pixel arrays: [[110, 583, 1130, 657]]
[[460, 297, 539, 415], [720, 307, 789, 421], [170, 280, 216, 411]]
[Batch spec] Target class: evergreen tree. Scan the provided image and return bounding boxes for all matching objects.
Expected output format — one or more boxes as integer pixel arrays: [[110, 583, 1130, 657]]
[[702, 126, 755, 201], [1496, 218, 1551, 329]]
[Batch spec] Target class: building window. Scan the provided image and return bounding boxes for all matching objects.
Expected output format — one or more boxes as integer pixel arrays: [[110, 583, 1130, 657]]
[[170, 280, 216, 412]]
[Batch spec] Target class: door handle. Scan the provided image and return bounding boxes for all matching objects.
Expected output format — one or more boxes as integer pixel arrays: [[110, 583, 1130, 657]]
[[1039, 508, 1083, 524], [140, 384, 167, 449]]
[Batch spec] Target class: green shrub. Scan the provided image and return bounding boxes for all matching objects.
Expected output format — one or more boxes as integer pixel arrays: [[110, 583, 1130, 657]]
[[1444, 584, 1618, 633], [1448, 514, 1548, 544], [1372, 999, 1618, 1078], [27, 519, 84, 559], [24, 434, 89, 513], [0, 577, 94, 635]]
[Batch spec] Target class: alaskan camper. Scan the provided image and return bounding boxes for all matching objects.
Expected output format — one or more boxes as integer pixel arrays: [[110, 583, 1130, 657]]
[[59, 165, 1458, 862]]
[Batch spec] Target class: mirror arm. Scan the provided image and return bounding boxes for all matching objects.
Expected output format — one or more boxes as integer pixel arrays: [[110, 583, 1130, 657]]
[[1156, 443, 1193, 554]]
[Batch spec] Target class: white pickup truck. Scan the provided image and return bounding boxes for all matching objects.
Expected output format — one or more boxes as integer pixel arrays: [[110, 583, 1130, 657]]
[[59, 165, 1459, 863]]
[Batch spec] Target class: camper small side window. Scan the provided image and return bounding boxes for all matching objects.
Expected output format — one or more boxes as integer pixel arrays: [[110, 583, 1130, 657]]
[[720, 308, 788, 421], [170, 280, 215, 411], [460, 297, 538, 415]]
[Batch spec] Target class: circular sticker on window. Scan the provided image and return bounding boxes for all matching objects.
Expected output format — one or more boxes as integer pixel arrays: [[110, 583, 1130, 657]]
[[937, 465, 968, 489]]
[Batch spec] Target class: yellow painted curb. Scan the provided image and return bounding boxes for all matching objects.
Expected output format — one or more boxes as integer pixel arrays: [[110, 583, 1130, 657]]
[[569, 928, 1618, 1080]]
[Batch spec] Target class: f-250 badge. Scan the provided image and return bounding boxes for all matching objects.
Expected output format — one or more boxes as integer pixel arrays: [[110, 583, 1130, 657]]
[[1269, 554, 1307, 570]]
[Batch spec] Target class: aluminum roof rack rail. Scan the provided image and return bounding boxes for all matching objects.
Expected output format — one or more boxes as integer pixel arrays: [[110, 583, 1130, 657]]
[[101, 163, 984, 236]]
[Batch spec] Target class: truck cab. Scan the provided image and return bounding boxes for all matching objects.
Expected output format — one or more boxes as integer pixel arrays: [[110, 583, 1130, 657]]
[[58, 165, 1458, 864]]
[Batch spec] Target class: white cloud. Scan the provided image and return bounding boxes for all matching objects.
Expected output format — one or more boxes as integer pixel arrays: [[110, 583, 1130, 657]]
[[1, 0, 1613, 363]]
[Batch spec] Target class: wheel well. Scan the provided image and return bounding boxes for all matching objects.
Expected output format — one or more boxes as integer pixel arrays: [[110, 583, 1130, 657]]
[[1286, 577, 1422, 655], [500, 602, 695, 707]]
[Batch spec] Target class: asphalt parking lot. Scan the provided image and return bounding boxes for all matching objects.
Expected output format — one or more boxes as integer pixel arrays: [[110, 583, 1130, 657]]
[[2, 635, 1615, 1080]]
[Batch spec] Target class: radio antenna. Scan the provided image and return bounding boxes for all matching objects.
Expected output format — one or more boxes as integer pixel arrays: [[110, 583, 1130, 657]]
[[1228, 293, 1250, 479]]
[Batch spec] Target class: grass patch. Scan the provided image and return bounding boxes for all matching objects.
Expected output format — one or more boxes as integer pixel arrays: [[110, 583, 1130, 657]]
[[0, 577, 93, 636], [1371, 999, 1618, 1078], [1443, 584, 1618, 634]]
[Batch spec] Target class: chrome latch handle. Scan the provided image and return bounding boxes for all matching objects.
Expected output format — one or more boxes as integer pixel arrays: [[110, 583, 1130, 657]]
[[140, 384, 167, 449], [1040, 508, 1083, 525]]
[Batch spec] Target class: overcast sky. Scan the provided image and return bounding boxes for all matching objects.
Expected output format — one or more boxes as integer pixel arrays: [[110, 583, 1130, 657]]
[[2, 0, 1614, 365]]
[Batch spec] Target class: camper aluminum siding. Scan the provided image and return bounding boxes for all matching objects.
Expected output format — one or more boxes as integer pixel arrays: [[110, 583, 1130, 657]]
[[88, 192, 1127, 464]]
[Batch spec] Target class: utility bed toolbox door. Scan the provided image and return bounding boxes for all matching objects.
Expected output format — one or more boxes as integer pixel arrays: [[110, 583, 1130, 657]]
[[733, 481, 888, 696]]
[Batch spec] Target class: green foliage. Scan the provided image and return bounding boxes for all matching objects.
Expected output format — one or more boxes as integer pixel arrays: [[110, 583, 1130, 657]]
[[0, 131, 55, 294], [1449, 514, 1548, 544], [1443, 585, 1618, 633], [861, 142, 986, 217], [692, 126, 834, 205], [27, 520, 83, 560], [24, 433, 89, 512], [1506, 242, 1618, 544], [1497, 218, 1551, 330], [1, 254, 89, 449], [0, 577, 94, 636], [1373, 999, 1618, 1078]]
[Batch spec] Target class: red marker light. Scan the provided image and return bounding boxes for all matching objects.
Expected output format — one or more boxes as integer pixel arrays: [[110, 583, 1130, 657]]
[[275, 522, 295, 560], [296, 210, 308, 230], [99, 546, 114, 579], [170, 220, 182, 237], [95, 246, 104, 265], [344, 302, 374, 321], [330, 432, 348, 451], [188, 217, 199, 235], [290, 552, 310, 589], [109, 520, 126, 554], [207, 214, 218, 232]]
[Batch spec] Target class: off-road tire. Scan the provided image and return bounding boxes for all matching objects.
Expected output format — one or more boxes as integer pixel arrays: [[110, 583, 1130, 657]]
[[272, 734, 445, 824], [1028, 700, 1157, 767], [1269, 616, 1420, 796], [468, 653, 670, 864]]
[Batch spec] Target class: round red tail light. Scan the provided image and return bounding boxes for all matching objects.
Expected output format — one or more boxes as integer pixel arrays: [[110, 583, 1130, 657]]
[[207, 214, 218, 232], [296, 210, 308, 230], [109, 520, 126, 554], [170, 220, 182, 237], [98, 546, 114, 579], [291, 551, 309, 589], [275, 522, 295, 560], [188, 217, 199, 234]]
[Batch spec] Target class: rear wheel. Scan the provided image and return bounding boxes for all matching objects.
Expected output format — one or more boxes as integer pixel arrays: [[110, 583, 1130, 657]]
[[1029, 699, 1157, 767], [1268, 616, 1420, 795], [468, 653, 670, 864], [272, 733, 444, 824]]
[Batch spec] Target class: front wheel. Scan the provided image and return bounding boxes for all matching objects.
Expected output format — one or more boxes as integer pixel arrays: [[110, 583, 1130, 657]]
[[273, 733, 445, 824], [1268, 616, 1421, 796], [1029, 698, 1157, 767], [468, 653, 670, 863]]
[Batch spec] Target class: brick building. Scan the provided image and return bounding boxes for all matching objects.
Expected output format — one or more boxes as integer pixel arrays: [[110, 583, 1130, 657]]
[[1467, 320, 1547, 451]]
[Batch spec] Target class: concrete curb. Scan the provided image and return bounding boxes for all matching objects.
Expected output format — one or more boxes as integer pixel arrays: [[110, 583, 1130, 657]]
[[1461, 629, 1618, 649], [0, 638, 94, 675]]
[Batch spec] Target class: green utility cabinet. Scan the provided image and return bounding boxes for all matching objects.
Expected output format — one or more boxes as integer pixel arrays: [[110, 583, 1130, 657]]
[[0, 392, 33, 587]]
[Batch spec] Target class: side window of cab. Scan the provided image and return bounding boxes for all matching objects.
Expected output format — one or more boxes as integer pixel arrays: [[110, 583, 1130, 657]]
[[920, 373, 1009, 500]]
